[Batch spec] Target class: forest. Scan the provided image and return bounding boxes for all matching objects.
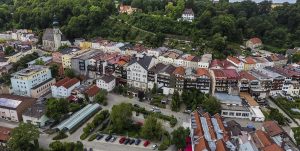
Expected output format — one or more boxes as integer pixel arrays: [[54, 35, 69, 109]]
[[0, 0, 299, 57]]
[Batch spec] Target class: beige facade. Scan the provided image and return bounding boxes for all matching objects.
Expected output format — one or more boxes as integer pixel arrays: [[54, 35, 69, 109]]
[[30, 78, 56, 98]]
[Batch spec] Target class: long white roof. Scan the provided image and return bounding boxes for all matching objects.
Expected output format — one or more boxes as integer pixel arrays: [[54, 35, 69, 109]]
[[0, 98, 21, 109]]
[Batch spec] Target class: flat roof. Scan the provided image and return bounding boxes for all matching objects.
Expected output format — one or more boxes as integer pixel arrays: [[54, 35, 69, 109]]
[[215, 93, 242, 105], [221, 104, 249, 112], [13, 65, 48, 77], [27, 56, 52, 65], [240, 92, 259, 107], [0, 98, 21, 109], [250, 107, 265, 118]]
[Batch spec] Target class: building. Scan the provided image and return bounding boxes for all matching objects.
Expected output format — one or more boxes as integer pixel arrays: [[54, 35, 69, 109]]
[[173, 66, 185, 93], [185, 68, 211, 94], [240, 92, 265, 122], [210, 69, 239, 94], [119, 4, 138, 14], [198, 54, 212, 68], [27, 56, 52, 67], [239, 71, 257, 92], [181, 8, 194, 22], [96, 75, 116, 92], [51, 47, 80, 64], [11, 65, 54, 97], [0, 94, 36, 122], [127, 55, 156, 90], [22, 101, 49, 127], [51, 77, 80, 98], [265, 54, 287, 67], [246, 37, 262, 49], [84, 85, 100, 102], [243, 57, 256, 71], [227, 56, 244, 71], [42, 16, 70, 51], [0, 126, 11, 146], [190, 111, 235, 151], [282, 81, 300, 97]]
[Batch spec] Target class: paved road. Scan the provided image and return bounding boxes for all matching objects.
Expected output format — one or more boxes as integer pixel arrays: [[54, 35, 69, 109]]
[[0, 118, 19, 128], [267, 98, 299, 128]]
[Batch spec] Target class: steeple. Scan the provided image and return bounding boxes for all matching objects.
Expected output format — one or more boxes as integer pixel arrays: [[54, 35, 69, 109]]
[[52, 14, 59, 28]]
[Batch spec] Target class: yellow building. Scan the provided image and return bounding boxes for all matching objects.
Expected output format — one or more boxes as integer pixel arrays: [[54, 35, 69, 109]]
[[62, 49, 89, 69], [79, 41, 92, 49], [243, 57, 256, 71]]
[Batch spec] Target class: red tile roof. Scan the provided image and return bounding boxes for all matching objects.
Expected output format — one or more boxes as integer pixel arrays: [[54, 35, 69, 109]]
[[263, 121, 284, 137], [55, 77, 80, 89], [85, 85, 100, 97], [245, 57, 256, 64], [249, 37, 262, 45], [196, 68, 210, 77], [54, 77, 70, 87], [0, 126, 11, 142], [173, 66, 185, 76], [262, 144, 283, 151], [210, 59, 235, 69], [252, 130, 273, 149], [227, 56, 241, 64], [195, 137, 210, 151], [216, 139, 227, 151], [239, 71, 257, 81], [222, 69, 240, 79], [214, 113, 229, 141]]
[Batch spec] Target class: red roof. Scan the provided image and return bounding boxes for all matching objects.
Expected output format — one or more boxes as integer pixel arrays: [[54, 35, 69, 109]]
[[249, 37, 262, 45], [239, 71, 257, 81], [196, 68, 210, 77], [210, 59, 235, 69], [216, 139, 227, 151], [54, 77, 70, 87], [55, 77, 80, 89], [227, 56, 241, 64], [0, 126, 11, 142], [263, 121, 284, 137], [245, 57, 256, 64], [252, 130, 273, 149], [85, 85, 100, 97], [173, 66, 185, 76], [262, 144, 283, 151]]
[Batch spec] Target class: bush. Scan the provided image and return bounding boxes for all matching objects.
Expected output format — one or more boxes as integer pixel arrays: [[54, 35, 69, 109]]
[[158, 143, 168, 150], [88, 134, 97, 141], [80, 133, 89, 140], [53, 131, 68, 140], [170, 116, 177, 127], [158, 131, 171, 150]]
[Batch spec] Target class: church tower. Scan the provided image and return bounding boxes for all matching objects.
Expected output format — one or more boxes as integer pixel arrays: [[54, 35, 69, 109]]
[[53, 14, 62, 51]]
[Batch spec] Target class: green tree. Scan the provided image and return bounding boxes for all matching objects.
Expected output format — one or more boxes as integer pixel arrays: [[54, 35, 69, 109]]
[[151, 83, 157, 94], [202, 97, 221, 115], [4, 46, 14, 56], [172, 127, 190, 150], [95, 90, 108, 105], [141, 116, 163, 141], [268, 108, 285, 125], [171, 91, 180, 111], [64, 68, 75, 78], [110, 103, 133, 132], [49, 141, 64, 151], [34, 58, 45, 65], [292, 53, 300, 63], [46, 98, 69, 120], [50, 64, 59, 78], [293, 127, 300, 146], [8, 123, 40, 151]]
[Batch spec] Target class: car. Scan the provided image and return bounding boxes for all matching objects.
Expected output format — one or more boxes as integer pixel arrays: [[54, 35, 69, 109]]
[[135, 139, 141, 145], [152, 144, 158, 150], [105, 135, 112, 142], [96, 134, 104, 140], [124, 138, 130, 145], [89, 148, 93, 151], [152, 106, 159, 110], [84, 148, 87, 151], [119, 137, 126, 144], [110, 136, 117, 142], [133, 104, 140, 108], [184, 109, 191, 114], [143, 140, 150, 147], [129, 139, 135, 145]]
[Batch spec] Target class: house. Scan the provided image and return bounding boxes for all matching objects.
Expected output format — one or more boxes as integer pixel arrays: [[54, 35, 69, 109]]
[[115, 58, 129, 85], [27, 56, 52, 67], [11, 65, 55, 97], [84, 85, 100, 102], [0, 94, 36, 122], [181, 8, 194, 22], [184, 68, 211, 94], [52, 47, 80, 64], [127, 55, 156, 90], [227, 56, 244, 71], [246, 37, 262, 49], [119, 4, 138, 14], [96, 75, 116, 92], [243, 57, 256, 71], [0, 126, 11, 146], [239, 71, 257, 92], [198, 54, 212, 68], [51, 77, 80, 98], [42, 17, 71, 51], [157, 64, 176, 95], [173, 66, 185, 93], [22, 101, 49, 127], [265, 54, 287, 67], [210, 69, 239, 94]]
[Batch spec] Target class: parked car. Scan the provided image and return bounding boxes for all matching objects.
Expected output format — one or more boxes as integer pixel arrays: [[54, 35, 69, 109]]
[[119, 137, 126, 144], [89, 148, 93, 151], [135, 139, 141, 145], [124, 138, 130, 145], [143, 140, 150, 147], [152, 144, 158, 150], [84, 148, 87, 151], [110, 136, 117, 142], [129, 139, 135, 145], [105, 135, 112, 142], [96, 134, 104, 140], [184, 109, 191, 114]]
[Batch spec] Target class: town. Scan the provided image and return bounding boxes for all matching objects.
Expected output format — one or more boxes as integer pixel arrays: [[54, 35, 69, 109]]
[[0, 0, 300, 151]]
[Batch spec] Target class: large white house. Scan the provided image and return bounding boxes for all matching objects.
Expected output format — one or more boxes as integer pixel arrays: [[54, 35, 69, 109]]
[[181, 8, 194, 22], [96, 75, 116, 92], [127, 55, 156, 90], [11, 65, 53, 97], [51, 77, 80, 98], [22, 102, 49, 127]]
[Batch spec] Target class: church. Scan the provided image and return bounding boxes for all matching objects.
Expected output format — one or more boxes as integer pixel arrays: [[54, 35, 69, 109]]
[[42, 15, 71, 51]]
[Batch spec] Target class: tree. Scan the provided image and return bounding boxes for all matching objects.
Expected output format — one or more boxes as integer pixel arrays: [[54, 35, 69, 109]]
[[49, 141, 64, 151], [64, 68, 75, 78], [151, 83, 157, 94], [4, 46, 14, 56], [8, 123, 40, 151], [110, 103, 133, 132], [141, 116, 163, 141], [46, 98, 69, 120], [49, 141, 83, 151], [202, 97, 221, 115], [292, 53, 300, 63], [293, 127, 300, 146], [50, 64, 59, 78], [34, 58, 45, 65], [172, 127, 190, 150], [268, 108, 285, 125], [95, 90, 108, 105], [171, 91, 180, 111]]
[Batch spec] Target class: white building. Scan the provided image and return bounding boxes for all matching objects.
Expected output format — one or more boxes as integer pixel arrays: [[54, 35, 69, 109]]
[[198, 54, 212, 68], [96, 75, 116, 92], [282, 81, 300, 97], [127, 55, 156, 90], [0, 94, 36, 122], [22, 102, 49, 127], [51, 77, 80, 98], [11, 65, 53, 97], [181, 8, 194, 22]]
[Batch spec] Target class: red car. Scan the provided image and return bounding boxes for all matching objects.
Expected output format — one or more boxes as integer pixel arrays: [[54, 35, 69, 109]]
[[119, 137, 126, 144], [143, 140, 150, 147]]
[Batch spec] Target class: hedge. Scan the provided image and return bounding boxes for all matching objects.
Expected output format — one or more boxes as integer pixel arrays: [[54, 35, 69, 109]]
[[88, 134, 97, 141], [52, 131, 68, 140]]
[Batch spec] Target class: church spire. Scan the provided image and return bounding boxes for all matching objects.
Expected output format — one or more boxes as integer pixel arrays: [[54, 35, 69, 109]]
[[52, 14, 59, 28]]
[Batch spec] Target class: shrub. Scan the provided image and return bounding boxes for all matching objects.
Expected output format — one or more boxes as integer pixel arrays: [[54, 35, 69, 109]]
[[53, 131, 68, 140], [80, 133, 89, 140], [88, 134, 97, 141], [170, 116, 177, 127]]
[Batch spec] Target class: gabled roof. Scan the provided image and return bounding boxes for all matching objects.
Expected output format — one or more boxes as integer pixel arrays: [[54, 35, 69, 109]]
[[262, 144, 283, 151], [248, 37, 262, 45], [251, 130, 273, 149], [244, 57, 256, 64], [196, 68, 210, 77], [262, 121, 284, 137], [128, 55, 153, 70], [227, 56, 241, 64], [149, 63, 167, 73], [85, 85, 100, 97], [173, 66, 185, 76], [0, 126, 11, 142], [54, 77, 80, 89], [239, 71, 257, 81], [100, 75, 115, 83], [183, 8, 194, 15], [54, 77, 70, 87]]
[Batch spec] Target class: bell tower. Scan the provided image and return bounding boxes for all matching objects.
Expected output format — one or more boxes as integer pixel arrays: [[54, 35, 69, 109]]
[[53, 14, 61, 51]]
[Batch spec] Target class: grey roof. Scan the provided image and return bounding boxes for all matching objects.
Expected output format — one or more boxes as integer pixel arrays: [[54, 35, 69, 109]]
[[101, 75, 115, 83], [0, 57, 8, 62], [214, 93, 243, 105], [128, 55, 153, 70], [162, 64, 176, 74], [22, 101, 46, 119], [60, 47, 81, 55], [149, 63, 167, 73]]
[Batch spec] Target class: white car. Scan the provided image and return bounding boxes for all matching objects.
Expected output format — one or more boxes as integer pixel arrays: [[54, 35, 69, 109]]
[[152, 144, 158, 150]]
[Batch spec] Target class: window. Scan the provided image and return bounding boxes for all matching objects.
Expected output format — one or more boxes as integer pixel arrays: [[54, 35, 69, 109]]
[[236, 113, 241, 116], [222, 112, 228, 115], [229, 112, 234, 116]]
